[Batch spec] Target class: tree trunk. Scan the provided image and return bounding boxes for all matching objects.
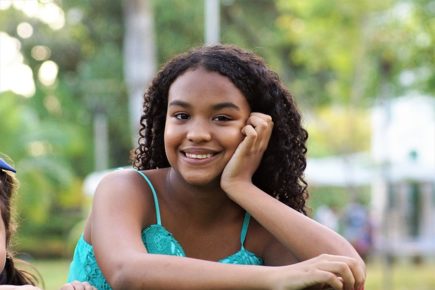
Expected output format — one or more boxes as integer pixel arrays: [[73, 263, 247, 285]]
[[123, 0, 156, 146]]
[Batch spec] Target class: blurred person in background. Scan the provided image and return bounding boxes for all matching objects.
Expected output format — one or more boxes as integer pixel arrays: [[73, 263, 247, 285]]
[[342, 199, 373, 262], [314, 204, 339, 233]]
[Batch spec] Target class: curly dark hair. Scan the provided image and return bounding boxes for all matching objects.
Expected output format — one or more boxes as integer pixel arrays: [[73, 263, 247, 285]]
[[0, 168, 39, 285], [133, 44, 309, 214]]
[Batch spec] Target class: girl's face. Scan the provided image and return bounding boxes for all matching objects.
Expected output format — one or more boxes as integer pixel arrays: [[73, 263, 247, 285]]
[[165, 67, 251, 186]]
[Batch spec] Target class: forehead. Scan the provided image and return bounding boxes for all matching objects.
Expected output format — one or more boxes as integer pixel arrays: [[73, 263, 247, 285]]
[[168, 67, 248, 106]]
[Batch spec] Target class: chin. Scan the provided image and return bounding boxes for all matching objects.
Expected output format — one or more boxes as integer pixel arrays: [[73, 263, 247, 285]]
[[182, 172, 220, 187]]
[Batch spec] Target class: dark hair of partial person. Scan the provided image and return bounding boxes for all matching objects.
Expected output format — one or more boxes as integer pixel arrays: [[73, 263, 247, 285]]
[[132, 44, 309, 214], [0, 165, 39, 285]]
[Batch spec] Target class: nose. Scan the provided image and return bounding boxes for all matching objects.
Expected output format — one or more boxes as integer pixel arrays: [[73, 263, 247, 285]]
[[186, 118, 212, 143]]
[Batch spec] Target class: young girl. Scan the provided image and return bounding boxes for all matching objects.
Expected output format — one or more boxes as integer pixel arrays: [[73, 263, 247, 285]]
[[0, 158, 95, 290], [0, 158, 39, 288], [68, 44, 366, 290]]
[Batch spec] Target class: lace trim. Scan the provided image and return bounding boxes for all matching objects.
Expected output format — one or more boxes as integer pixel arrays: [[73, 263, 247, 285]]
[[143, 225, 186, 256]]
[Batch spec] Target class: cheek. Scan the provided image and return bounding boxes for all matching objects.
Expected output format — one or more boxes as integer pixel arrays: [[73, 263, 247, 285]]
[[163, 123, 178, 144], [163, 125, 181, 161], [220, 127, 244, 150]]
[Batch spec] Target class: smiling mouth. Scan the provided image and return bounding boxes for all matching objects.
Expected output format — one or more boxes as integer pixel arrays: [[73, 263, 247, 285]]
[[184, 152, 215, 160]]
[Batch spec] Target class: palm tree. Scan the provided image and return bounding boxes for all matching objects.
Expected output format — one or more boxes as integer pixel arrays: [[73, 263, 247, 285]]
[[122, 0, 157, 145]]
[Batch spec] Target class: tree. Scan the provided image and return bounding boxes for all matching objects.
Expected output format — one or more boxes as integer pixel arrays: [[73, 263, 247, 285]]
[[123, 0, 156, 143], [0, 0, 131, 257]]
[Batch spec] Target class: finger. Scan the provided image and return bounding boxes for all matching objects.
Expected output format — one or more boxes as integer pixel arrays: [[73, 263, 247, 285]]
[[250, 112, 273, 122], [71, 281, 86, 290], [59, 283, 74, 290], [81, 282, 95, 290], [344, 258, 365, 290], [319, 261, 354, 290], [247, 113, 273, 134], [317, 254, 365, 290], [313, 270, 344, 290], [332, 254, 366, 290], [240, 124, 258, 152], [247, 114, 273, 150]]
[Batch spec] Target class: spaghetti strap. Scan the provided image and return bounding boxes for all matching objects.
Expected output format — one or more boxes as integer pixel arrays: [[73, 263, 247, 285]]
[[240, 212, 251, 248], [135, 170, 162, 225]]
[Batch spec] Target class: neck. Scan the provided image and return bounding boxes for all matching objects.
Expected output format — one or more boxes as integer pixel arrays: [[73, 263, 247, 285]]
[[165, 168, 242, 222]]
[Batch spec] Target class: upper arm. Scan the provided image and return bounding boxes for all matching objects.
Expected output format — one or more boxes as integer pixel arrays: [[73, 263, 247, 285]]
[[262, 235, 299, 266], [90, 170, 152, 280]]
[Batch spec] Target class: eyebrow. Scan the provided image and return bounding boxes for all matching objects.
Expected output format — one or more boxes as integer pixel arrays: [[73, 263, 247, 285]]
[[168, 100, 240, 111]]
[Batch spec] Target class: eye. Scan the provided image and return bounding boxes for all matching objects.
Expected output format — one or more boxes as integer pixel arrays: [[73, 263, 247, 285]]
[[212, 115, 232, 122], [174, 113, 190, 120]]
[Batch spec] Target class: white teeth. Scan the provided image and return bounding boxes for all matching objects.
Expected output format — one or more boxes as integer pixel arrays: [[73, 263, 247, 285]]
[[185, 153, 213, 159]]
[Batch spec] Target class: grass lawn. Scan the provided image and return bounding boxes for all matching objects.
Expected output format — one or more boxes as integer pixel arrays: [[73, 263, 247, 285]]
[[31, 259, 435, 290], [32, 259, 71, 290], [364, 259, 435, 290]]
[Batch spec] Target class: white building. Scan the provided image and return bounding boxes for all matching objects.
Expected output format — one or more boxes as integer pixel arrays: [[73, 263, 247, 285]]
[[371, 94, 435, 258]]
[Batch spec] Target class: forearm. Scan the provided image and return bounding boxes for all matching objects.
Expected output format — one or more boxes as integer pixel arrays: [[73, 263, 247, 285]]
[[109, 253, 362, 290], [226, 182, 363, 263], [110, 254, 274, 290]]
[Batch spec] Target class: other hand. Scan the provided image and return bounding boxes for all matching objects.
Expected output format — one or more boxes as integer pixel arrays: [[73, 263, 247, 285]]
[[59, 281, 96, 290], [270, 254, 365, 290]]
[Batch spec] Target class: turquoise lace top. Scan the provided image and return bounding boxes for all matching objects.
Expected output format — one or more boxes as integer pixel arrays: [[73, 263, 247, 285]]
[[67, 171, 263, 289]]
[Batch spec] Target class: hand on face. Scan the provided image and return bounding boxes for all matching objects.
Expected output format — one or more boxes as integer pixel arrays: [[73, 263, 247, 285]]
[[221, 112, 273, 191], [271, 254, 365, 290]]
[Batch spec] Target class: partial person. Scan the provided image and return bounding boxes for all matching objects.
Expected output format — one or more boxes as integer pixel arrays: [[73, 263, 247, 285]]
[[0, 158, 40, 289], [0, 157, 95, 290]]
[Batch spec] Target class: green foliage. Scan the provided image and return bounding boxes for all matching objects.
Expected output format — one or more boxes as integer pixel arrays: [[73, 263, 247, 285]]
[[307, 185, 371, 212], [30, 259, 71, 290], [0, 1, 129, 257], [275, 0, 434, 106], [276, 0, 388, 106], [153, 0, 204, 63], [152, 0, 284, 70], [305, 106, 371, 157]]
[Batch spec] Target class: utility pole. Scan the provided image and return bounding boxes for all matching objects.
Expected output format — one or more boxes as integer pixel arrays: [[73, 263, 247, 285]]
[[123, 0, 156, 145], [94, 106, 109, 171], [205, 0, 220, 45]]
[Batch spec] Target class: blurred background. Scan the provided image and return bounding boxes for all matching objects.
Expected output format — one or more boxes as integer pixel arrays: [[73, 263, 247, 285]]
[[0, 0, 434, 289]]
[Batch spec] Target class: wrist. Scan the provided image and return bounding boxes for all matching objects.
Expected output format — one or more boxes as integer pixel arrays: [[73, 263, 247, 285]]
[[221, 179, 253, 197]]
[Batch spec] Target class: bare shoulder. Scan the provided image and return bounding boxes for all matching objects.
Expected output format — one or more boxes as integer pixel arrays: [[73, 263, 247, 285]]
[[93, 168, 164, 200], [90, 168, 165, 229], [84, 168, 172, 247], [95, 169, 145, 194]]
